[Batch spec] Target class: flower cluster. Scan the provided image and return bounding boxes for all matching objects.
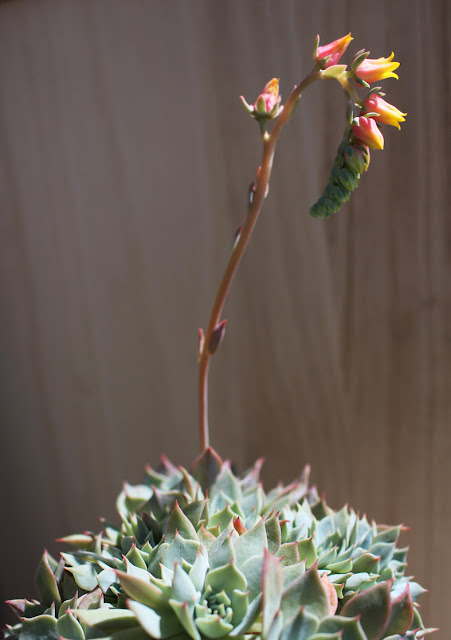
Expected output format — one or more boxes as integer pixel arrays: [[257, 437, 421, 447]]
[[311, 34, 406, 217]]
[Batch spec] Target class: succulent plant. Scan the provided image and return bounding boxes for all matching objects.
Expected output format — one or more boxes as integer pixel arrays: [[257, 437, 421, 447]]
[[4, 33, 436, 640], [4, 449, 434, 640]]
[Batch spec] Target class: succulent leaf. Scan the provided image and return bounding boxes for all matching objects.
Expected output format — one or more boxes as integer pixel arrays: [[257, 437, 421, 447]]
[[3, 449, 433, 640]]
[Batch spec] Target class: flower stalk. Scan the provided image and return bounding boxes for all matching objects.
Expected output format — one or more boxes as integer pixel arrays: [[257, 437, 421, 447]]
[[198, 35, 405, 451], [198, 71, 322, 450]]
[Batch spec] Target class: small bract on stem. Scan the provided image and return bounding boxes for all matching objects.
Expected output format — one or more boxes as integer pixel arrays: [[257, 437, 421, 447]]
[[197, 34, 405, 452]]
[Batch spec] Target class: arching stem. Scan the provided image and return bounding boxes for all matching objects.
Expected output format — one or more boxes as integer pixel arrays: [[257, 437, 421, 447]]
[[198, 70, 323, 452]]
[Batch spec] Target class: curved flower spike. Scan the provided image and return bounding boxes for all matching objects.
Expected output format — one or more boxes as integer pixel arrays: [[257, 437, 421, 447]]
[[355, 52, 400, 82], [314, 33, 353, 68], [363, 94, 407, 129], [352, 116, 384, 150]]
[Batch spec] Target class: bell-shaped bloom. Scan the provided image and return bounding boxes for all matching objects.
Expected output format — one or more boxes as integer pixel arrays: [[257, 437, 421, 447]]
[[352, 116, 384, 150], [253, 78, 282, 118], [355, 52, 400, 82], [363, 94, 407, 129], [314, 33, 353, 67]]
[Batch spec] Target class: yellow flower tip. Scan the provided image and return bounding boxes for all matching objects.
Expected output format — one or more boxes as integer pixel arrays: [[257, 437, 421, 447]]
[[264, 78, 280, 97]]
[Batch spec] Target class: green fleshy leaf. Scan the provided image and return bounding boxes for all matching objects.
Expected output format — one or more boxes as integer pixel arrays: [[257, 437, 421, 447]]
[[282, 561, 306, 588], [344, 572, 374, 591], [78, 587, 104, 610], [309, 633, 342, 640], [276, 542, 300, 567], [280, 606, 319, 640], [169, 600, 201, 640], [320, 64, 347, 79], [58, 594, 78, 618], [116, 571, 169, 610], [190, 447, 223, 491], [229, 593, 262, 637], [241, 555, 264, 601], [65, 563, 99, 592], [370, 542, 394, 566], [317, 547, 338, 570], [161, 533, 200, 569], [327, 557, 353, 573], [117, 484, 153, 516], [234, 519, 268, 567], [56, 611, 85, 640], [265, 512, 282, 554], [6, 598, 45, 620], [98, 568, 119, 594], [385, 584, 414, 635], [207, 523, 236, 568], [125, 545, 147, 571], [72, 608, 137, 631], [266, 609, 283, 640], [182, 500, 209, 529], [204, 562, 247, 593], [298, 537, 317, 568], [197, 525, 217, 550], [165, 503, 198, 542], [19, 614, 59, 640], [189, 547, 209, 591], [352, 553, 380, 574], [341, 580, 392, 640], [318, 615, 366, 640], [281, 565, 329, 622], [229, 589, 248, 625], [171, 563, 198, 603], [127, 600, 181, 639], [58, 534, 94, 548], [195, 614, 234, 639], [373, 526, 401, 545], [262, 550, 284, 637], [35, 551, 62, 607], [212, 464, 243, 503], [241, 487, 264, 521], [208, 505, 236, 531]]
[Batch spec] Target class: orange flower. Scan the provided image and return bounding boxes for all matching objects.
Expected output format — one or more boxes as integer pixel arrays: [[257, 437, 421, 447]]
[[363, 94, 406, 129], [352, 116, 384, 150], [355, 53, 400, 82], [314, 33, 353, 68]]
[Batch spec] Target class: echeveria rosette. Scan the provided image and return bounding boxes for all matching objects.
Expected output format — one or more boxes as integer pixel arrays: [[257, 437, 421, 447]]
[[4, 449, 435, 640]]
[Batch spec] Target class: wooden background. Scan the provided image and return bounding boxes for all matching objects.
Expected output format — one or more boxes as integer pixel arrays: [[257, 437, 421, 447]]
[[0, 0, 449, 634]]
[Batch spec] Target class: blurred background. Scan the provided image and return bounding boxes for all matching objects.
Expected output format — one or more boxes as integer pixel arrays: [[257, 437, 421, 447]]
[[0, 0, 449, 634]]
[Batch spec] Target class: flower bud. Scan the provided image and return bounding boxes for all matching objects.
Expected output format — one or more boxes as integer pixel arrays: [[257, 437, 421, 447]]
[[354, 52, 400, 83], [344, 145, 366, 173], [207, 320, 227, 355], [337, 166, 359, 191], [352, 116, 384, 150], [253, 78, 282, 119], [363, 94, 406, 129], [314, 33, 353, 68]]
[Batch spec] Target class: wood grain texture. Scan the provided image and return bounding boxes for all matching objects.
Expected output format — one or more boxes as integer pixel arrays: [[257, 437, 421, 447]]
[[0, 0, 449, 633]]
